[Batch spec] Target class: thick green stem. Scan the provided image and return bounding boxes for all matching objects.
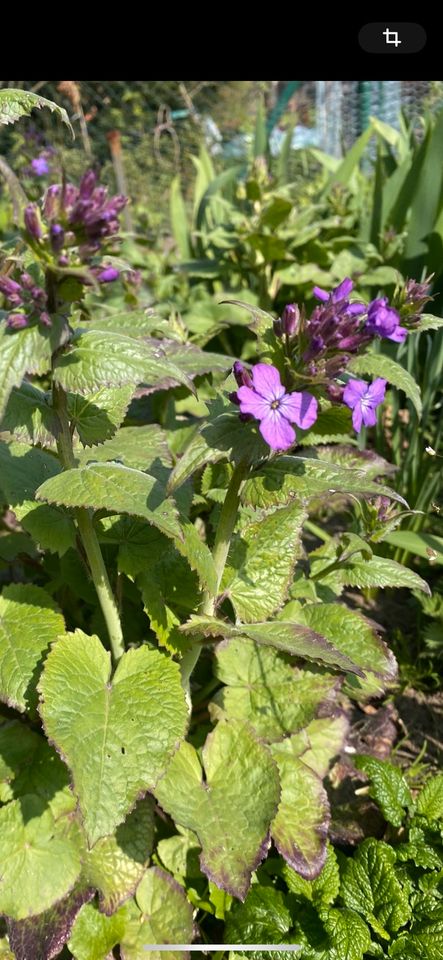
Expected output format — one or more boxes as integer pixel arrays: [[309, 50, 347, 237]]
[[52, 383, 125, 663], [180, 460, 248, 690]]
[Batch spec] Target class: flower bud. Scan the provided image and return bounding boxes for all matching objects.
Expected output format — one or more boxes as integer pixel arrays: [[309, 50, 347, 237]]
[[7, 313, 28, 329], [233, 361, 253, 388], [50, 224, 65, 254], [43, 184, 61, 220], [97, 267, 120, 283], [79, 169, 98, 199], [0, 276, 22, 299], [282, 303, 299, 337], [24, 204, 42, 240]]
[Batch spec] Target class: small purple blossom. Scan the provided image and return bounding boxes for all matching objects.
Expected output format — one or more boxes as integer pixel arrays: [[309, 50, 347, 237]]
[[31, 156, 50, 176], [343, 377, 387, 432], [97, 267, 120, 283], [6, 313, 28, 330], [365, 298, 407, 343], [236, 363, 318, 451], [313, 277, 354, 303], [233, 361, 252, 388]]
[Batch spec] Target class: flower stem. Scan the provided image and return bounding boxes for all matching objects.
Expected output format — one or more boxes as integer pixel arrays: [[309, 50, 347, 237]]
[[52, 382, 125, 663], [180, 460, 248, 691]]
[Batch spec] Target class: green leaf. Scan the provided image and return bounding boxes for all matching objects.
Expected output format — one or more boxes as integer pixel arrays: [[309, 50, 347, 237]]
[[0, 88, 73, 134], [168, 404, 268, 492], [154, 720, 280, 899], [222, 503, 307, 621], [38, 630, 188, 844], [242, 455, 406, 510], [354, 757, 412, 827], [138, 575, 184, 654], [312, 554, 430, 596], [411, 314, 443, 333], [157, 828, 202, 880], [0, 721, 71, 814], [53, 330, 195, 396], [0, 439, 76, 555], [0, 584, 65, 715], [224, 886, 292, 944], [6, 886, 94, 960], [36, 462, 183, 541], [0, 794, 83, 920], [68, 901, 126, 960], [389, 904, 443, 960], [0, 383, 55, 447], [292, 604, 397, 697], [271, 739, 330, 878], [416, 773, 443, 820], [383, 530, 443, 565], [84, 797, 155, 915], [210, 636, 340, 741], [323, 908, 371, 960], [76, 424, 172, 470], [348, 353, 422, 417], [68, 385, 135, 446], [287, 715, 349, 779], [341, 838, 411, 938], [0, 324, 59, 419], [182, 616, 366, 676], [170, 175, 191, 258], [77, 310, 170, 339], [120, 867, 194, 960], [298, 406, 353, 445]]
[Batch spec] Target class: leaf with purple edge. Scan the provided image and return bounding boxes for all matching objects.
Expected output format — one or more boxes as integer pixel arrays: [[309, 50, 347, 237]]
[[6, 885, 95, 960], [180, 615, 366, 676], [154, 720, 280, 900]]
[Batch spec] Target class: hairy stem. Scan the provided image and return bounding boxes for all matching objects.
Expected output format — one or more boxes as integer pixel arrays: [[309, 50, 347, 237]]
[[52, 382, 125, 663], [180, 460, 248, 691]]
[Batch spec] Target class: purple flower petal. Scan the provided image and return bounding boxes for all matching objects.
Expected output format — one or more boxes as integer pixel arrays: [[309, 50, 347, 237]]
[[351, 405, 363, 432], [334, 277, 353, 300], [279, 391, 318, 429], [346, 302, 366, 316], [237, 385, 270, 421], [259, 409, 295, 451], [313, 285, 329, 302], [367, 378, 387, 405], [251, 363, 285, 402], [343, 379, 368, 408], [387, 325, 408, 343], [361, 405, 378, 428]]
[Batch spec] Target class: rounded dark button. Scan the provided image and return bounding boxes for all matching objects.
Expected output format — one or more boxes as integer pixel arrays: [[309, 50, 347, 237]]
[[359, 22, 427, 54]]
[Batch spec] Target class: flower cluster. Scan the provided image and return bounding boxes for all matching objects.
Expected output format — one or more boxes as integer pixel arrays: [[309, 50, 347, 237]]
[[230, 275, 429, 452], [0, 272, 50, 329], [24, 169, 127, 266]]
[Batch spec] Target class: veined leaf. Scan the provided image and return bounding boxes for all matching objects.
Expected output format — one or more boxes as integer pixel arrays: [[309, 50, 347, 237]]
[[68, 385, 135, 447], [0, 795, 83, 920], [0, 88, 73, 134], [341, 838, 411, 938], [53, 330, 195, 396], [7, 887, 94, 960], [154, 720, 280, 899], [119, 867, 194, 960], [84, 797, 155, 914], [0, 323, 60, 419], [181, 615, 365, 676], [222, 502, 307, 621], [38, 630, 188, 844], [354, 756, 412, 827], [210, 636, 340, 741], [242, 455, 406, 510], [0, 584, 65, 715], [36, 462, 183, 541]]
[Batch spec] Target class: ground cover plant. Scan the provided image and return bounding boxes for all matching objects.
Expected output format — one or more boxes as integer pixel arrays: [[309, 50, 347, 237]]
[[1, 87, 443, 960]]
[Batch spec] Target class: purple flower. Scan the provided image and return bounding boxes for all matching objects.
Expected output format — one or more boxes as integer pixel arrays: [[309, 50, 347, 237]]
[[366, 298, 407, 343], [31, 156, 50, 176], [236, 363, 318, 451], [313, 277, 354, 303], [50, 224, 65, 253], [97, 267, 120, 283], [343, 377, 387, 432], [233, 361, 252, 388]]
